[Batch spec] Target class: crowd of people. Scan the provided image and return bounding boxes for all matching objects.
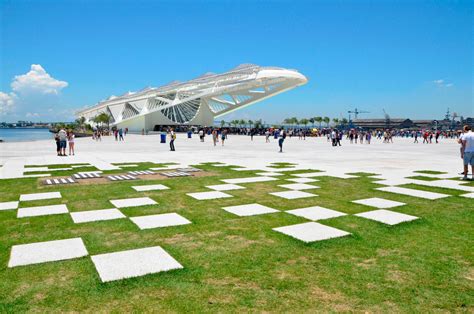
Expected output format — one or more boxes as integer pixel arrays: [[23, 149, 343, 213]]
[[52, 123, 474, 180]]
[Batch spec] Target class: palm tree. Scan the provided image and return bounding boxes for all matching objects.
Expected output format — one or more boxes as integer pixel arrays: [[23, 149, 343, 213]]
[[315, 116, 323, 128], [323, 116, 330, 127], [309, 117, 315, 128], [220, 120, 226, 128], [332, 118, 339, 127], [300, 118, 309, 128], [248, 120, 253, 128], [254, 119, 263, 129], [283, 118, 292, 126], [239, 119, 246, 128], [291, 117, 299, 127]]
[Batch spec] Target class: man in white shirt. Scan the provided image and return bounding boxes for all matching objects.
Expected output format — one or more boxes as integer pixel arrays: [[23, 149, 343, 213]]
[[460, 125, 474, 180]]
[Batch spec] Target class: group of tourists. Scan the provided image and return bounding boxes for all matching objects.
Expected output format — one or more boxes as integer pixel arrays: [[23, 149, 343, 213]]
[[54, 128, 75, 156]]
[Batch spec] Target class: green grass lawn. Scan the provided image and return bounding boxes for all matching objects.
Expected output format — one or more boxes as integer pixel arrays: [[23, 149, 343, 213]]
[[0, 164, 473, 312]]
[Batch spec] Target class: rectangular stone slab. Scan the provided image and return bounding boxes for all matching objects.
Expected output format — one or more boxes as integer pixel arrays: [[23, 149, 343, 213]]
[[206, 184, 245, 191], [286, 206, 346, 221], [8, 238, 88, 267], [109, 197, 157, 208], [70, 208, 126, 223], [19, 192, 61, 201], [222, 203, 279, 217], [18, 204, 69, 218], [91, 246, 183, 282], [130, 213, 191, 230], [273, 222, 351, 243], [352, 197, 406, 209], [0, 201, 19, 211], [269, 190, 317, 199], [376, 186, 450, 200], [355, 209, 419, 225], [132, 184, 170, 192], [186, 191, 233, 200]]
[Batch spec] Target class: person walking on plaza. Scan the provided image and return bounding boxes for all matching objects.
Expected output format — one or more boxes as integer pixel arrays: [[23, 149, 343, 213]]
[[221, 129, 227, 146], [118, 128, 124, 141], [265, 130, 270, 143], [212, 129, 217, 146], [169, 128, 176, 151], [278, 130, 286, 153], [414, 131, 418, 143], [68, 131, 75, 155], [460, 125, 474, 180], [58, 128, 67, 156]]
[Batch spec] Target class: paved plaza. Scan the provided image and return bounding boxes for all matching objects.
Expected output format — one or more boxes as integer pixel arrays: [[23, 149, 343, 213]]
[[0, 134, 466, 179]]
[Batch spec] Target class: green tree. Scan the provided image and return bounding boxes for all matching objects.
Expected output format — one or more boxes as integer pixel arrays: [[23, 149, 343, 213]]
[[323, 116, 330, 127], [291, 117, 299, 127], [315, 116, 323, 128], [283, 118, 292, 125], [341, 118, 348, 127], [248, 120, 253, 128], [300, 118, 309, 128], [220, 120, 226, 128], [332, 118, 339, 127], [309, 117, 315, 128]]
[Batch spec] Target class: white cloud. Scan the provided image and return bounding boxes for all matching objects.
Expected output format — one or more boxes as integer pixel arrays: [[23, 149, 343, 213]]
[[0, 92, 17, 115], [11, 64, 68, 95], [433, 79, 453, 88]]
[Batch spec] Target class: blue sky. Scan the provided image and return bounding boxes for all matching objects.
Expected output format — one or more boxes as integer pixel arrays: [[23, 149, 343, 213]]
[[0, 0, 472, 123]]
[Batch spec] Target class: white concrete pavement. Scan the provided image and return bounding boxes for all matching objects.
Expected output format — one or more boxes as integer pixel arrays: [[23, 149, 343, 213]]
[[0, 133, 465, 180]]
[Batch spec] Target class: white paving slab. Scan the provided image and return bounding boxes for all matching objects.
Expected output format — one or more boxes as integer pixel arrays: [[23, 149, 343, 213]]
[[376, 186, 450, 200], [91, 246, 183, 282], [221, 176, 277, 184], [206, 184, 245, 191], [273, 222, 351, 243], [351, 197, 406, 209], [132, 184, 170, 192], [292, 172, 326, 178], [17, 204, 69, 218], [286, 178, 319, 183], [109, 197, 157, 208], [278, 183, 320, 190], [269, 190, 317, 199], [130, 213, 191, 230], [24, 167, 49, 172], [410, 179, 474, 192], [8, 238, 88, 267], [286, 206, 347, 221], [222, 203, 279, 216], [0, 201, 19, 211], [19, 191, 61, 201], [187, 191, 233, 200], [460, 192, 474, 198], [355, 209, 419, 225], [255, 172, 284, 176], [70, 208, 126, 223]]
